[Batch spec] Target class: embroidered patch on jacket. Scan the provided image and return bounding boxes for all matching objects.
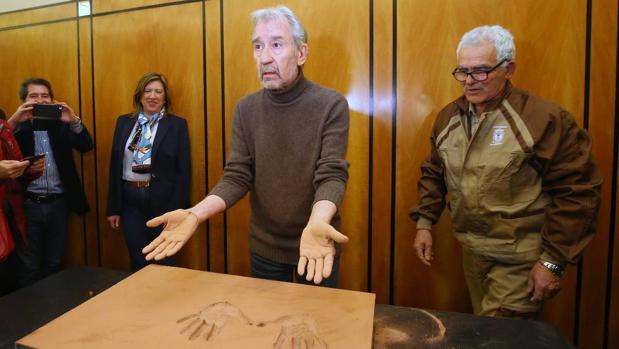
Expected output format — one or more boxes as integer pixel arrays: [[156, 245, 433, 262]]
[[490, 126, 507, 146]]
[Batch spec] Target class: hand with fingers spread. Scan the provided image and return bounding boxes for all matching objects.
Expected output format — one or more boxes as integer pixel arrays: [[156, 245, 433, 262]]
[[256, 314, 327, 349], [527, 261, 562, 302], [297, 220, 349, 285], [177, 301, 253, 341], [414, 229, 434, 266], [0, 160, 29, 180], [142, 209, 199, 261]]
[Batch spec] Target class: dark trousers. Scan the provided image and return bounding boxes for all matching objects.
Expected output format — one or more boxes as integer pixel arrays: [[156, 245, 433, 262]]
[[250, 252, 341, 288], [0, 253, 18, 296], [121, 183, 176, 271], [16, 197, 68, 287]]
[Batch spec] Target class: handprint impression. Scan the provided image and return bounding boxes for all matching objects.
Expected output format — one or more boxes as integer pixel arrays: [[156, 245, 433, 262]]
[[257, 314, 328, 349], [177, 301, 253, 341]]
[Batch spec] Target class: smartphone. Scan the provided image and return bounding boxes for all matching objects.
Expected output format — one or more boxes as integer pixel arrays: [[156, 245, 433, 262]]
[[32, 104, 62, 130], [23, 154, 45, 164], [32, 104, 62, 120]]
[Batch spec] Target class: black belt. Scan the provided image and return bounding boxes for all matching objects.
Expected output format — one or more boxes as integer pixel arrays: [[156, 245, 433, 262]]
[[124, 180, 150, 188], [25, 192, 64, 203]]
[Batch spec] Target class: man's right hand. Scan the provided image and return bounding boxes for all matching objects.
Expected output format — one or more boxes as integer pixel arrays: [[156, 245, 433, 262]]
[[25, 157, 45, 177], [0, 160, 29, 180], [107, 215, 121, 230], [143, 209, 200, 261], [414, 229, 434, 266], [8, 102, 35, 127]]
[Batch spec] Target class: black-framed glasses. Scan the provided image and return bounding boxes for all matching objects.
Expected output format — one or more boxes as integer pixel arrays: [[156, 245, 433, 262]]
[[452, 59, 507, 82]]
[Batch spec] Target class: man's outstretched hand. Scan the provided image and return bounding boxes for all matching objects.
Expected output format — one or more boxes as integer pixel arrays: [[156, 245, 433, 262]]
[[143, 209, 200, 261], [297, 220, 349, 285]]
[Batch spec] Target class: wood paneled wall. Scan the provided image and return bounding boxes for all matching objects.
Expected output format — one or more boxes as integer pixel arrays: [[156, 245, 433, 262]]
[[0, 1, 616, 348]]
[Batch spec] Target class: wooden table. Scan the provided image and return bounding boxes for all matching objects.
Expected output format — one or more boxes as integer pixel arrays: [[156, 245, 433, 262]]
[[0, 266, 573, 349]]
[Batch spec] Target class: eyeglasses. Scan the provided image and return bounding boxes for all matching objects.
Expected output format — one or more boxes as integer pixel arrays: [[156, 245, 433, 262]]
[[452, 59, 507, 82]]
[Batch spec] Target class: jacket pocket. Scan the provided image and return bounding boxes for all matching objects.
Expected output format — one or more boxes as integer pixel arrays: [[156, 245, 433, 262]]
[[482, 152, 541, 207], [438, 147, 463, 193]]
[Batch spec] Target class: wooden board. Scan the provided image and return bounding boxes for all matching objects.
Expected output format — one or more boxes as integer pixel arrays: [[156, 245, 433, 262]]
[[17, 265, 375, 348]]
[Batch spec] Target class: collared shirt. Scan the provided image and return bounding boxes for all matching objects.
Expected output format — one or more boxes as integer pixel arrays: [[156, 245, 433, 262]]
[[27, 130, 64, 194], [467, 103, 481, 138], [26, 121, 83, 195]]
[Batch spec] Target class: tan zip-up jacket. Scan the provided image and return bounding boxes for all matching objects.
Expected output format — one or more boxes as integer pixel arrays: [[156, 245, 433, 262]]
[[410, 82, 601, 265]]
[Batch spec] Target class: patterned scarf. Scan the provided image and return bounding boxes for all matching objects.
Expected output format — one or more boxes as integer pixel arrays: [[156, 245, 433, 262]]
[[129, 109, 164, 173]]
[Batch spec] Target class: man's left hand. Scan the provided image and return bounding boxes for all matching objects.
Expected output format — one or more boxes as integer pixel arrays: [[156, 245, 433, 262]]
[[55, 101, 80, 124], [527, 261, 562, 302], [297, 220, 349, 285]]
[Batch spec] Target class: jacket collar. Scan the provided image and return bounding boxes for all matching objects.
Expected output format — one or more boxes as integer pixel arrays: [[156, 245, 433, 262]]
[[454, 80, 513, 114]]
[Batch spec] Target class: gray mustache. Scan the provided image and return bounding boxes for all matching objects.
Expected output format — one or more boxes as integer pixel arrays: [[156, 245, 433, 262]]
[[260, 66, 279, 76]]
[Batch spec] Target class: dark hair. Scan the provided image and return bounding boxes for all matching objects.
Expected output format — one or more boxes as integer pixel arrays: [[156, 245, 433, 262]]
[[0, 108, 5, 120], [19, 78, 54, 102], [132, 72, 171, 118]]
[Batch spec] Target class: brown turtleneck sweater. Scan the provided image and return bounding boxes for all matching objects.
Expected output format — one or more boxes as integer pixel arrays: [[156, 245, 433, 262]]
[[209, 73, 350, 264]]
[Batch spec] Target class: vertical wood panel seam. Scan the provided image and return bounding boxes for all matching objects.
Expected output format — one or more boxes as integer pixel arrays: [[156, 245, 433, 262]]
[[583, 0, 592, 129], [574, 0, 593, 344], [389, 0, 397, 305], [88, 0, 102, 266], [603, 4, 619, 347], [75, 1, 88, 264], [202, 0, 210, 271], [368, 0, 374, 293], [219, 0, 228, 273]]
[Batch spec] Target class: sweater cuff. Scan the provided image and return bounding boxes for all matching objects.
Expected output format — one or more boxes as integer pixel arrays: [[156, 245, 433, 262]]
[[313, 180, 345, 207], [416, 217, 433, 231]]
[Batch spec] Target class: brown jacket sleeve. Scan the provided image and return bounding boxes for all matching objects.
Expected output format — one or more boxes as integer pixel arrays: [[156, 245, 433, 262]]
[[409, 117, 449, 230], [535, 110, 602, 263], [538, 109, 602, 265]]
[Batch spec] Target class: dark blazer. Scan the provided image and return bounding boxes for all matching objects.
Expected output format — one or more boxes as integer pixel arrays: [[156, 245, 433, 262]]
[[106, 113, 191, 217], [14, 121, 93, 215]]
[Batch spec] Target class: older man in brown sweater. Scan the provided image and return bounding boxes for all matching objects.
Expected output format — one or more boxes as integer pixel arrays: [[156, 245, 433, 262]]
[[143, 5, 349, 287]]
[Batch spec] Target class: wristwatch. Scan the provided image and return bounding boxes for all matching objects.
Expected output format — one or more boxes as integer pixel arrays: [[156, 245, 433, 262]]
[[539, 260, 565, 277], [71, 114, 82, 125]]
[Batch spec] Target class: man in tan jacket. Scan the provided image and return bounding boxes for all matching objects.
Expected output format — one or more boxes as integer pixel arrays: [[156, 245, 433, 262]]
[[410, 25, 601, 318]]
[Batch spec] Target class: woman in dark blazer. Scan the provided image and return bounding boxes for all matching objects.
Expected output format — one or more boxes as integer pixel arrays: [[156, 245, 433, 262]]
[[106, 72, 190, 271]]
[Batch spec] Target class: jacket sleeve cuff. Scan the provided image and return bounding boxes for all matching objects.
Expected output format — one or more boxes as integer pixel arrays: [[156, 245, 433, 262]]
[[416, 217, 433, 231], [540, 251, 563, 265]]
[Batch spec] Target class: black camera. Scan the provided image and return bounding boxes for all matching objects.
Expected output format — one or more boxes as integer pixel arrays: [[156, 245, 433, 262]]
[[32, 104, 62, 130]]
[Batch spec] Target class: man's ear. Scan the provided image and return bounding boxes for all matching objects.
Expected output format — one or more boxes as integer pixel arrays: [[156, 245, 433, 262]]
[[505, 61, 516, 79], [297, 43, 308, 66]]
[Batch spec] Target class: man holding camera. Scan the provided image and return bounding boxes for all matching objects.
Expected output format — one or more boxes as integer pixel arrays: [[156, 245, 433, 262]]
[[7, 78, 93, 286]]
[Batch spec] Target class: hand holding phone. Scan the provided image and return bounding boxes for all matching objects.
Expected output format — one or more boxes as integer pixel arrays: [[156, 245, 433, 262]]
[[23, 154, 45, 164]]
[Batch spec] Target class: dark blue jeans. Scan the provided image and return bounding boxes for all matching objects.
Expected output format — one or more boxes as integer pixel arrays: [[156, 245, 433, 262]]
[[250, 252, 340, 288], [16, 197, 68, 287], [121, 183, 176, 271]]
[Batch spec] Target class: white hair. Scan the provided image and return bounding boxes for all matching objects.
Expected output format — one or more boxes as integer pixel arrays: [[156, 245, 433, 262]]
[[251, 5, 307, 50], [457, 25, 516, 63]]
